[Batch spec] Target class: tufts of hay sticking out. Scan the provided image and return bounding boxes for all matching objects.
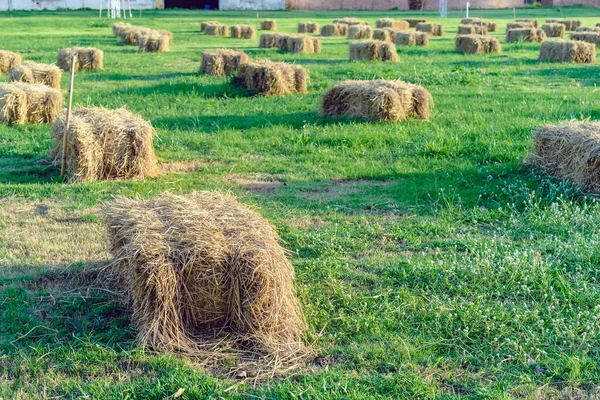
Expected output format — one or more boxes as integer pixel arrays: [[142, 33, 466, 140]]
[[235, 61, 307, 96], [348, 24, 373, 39], [286, 36, 321, 54], [51, 107, 158, 182], [200, 49, 249, 77], [376, 18, 409, 30], [0, 82, 62, 125], [570, 32, 600, 46], [102, 191, 311, 376], [201, 21, 219, 32], [506, 28, 547, 43], [538, 39, 595, 63], [404, 18, 427, 28], [515, 19, 538, 28], [320, 79, 432, 121], [57, 47, 104, 72], [349, 40, 399, 62], [416, 23, 443, 37], [261, 19, 277, 31], [455, 34, 501, 54], [9, 61, 62, 89], [0, 50, 22, 74], [546, 19, 582, 31], [205, 23, 228, 36], [395, 31, 429, 46], [298, 21, 319, 34], [542, 23, 566, 38], [333, 17, 368, 26], [230, 25, 256, 39], [320, 23, 348, 37], [528, 121, 600, 192], [458, 24, 488, 35], [138, 33, 170, 53]]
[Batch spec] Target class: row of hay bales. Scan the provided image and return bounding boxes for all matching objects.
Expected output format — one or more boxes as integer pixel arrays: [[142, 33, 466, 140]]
[[201, 19, 276, 37], [259, 33, 321, 54], [113, 22, 173, 52]]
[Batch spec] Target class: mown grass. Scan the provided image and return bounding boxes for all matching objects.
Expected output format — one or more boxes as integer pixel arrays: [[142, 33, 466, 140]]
[[1, 6, 600, 399]]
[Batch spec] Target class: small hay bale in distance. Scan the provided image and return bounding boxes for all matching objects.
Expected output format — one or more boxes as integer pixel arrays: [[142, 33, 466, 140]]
[[9, 61, 62, 89], [298, 21, 319, 34], [138, 32, 170, 53], [103, 191, 309, 368], [0, 50, 21, 74], [507, 22, 534, 30], [112, 22, 132, 36], [538, 39, 595, 63], [200, 49, 249, 77], [259, 33, 280, 48], [204, 22, 228, 36], [395, 31, 429, 46], [515, 19, 538, 28], [333, 17, 368, 26], [320, 23, 348, 37], [51, 107, 158, 182], [285, 35, 321, 54], [455, 34, 501, 54], [201, 20, 219, 32], [261, 19, 277, 31], [529, 121, 600, 192], [57, 47, 104, 72], [349, 40, 399, 62], [0, 82, 62, 125], [230, 25, 255, 39], [404, 18, 427, 28], [506, 28, 546, 43], [348, 24, 373, 39], [576, 27, 600, 33], [235, 60, 307, 96], [416, 22, 443, 37], [542, 23, 566, 38], [546, 19, 581, 31], [458, 24, 488, 35], [320, 80, 431, 121], [120, 26, 152, 45], [376, 18, 409, 30], [570, 32, 600, 46], [373, 28, 398, 42]]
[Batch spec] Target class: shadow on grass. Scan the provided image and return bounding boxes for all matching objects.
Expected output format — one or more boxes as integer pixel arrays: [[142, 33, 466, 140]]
[[0, 162, 61, 185]]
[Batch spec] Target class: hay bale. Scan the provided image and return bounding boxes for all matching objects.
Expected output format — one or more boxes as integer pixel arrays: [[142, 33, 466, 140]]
[[158, 30, 174, 44], [538, 39, 595, 63], [458, 24, 488, 35], [546, 19, 581, 31], [0, 82, 62, 125], [529, 122, 600, 192], [298, 21, 319, 34], [275, 33, 292, 51], [376, 18, 409, 30], [461, 17, 482, 25], [51, 107, 158, 182], [112, 22, 132, 36], [484, 22, 498, 32], [259, 33, 281, 48], [455, 34, 501, 54], [200, 49, 249, 77], [0, 50, 21, 74], [9, 61, 62, 89], [102, 191, 309, 370], [542, 23, 566, 38], [395, 31, 429, 46], [333, 17, 368, 26], [348, 24, 373, 39], [138, 33, 170, 53], [515, 19, 538, 28], [349, 40, 399, 62], [285, 35, 321, 54], [575, 26, 600, 33], [416, 22, 443, 37], [507, 22, 534, 29], [120, 27, 152, 45], [320, 23, 348, 37], [506, 28, 546, 43], [205, 23, 228, 36], [404, 18, 427, 28], [201, 21, 219, 32], [570, 32, 600, 46], [373, 28, 397, 42], [57, 47, 104, 72], [261, 19, 277, 31], [235, 61, 307, 96], [230, 25, 256, 39], [320, 80, 431, 121]]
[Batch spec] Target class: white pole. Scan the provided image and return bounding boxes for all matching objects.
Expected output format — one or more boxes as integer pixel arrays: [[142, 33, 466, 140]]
[[128, 0, 132, 18], [466, 1, 470, 18]]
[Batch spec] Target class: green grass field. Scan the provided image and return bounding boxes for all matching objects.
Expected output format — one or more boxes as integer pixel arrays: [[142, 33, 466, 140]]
[[1, 5, 600, 399]]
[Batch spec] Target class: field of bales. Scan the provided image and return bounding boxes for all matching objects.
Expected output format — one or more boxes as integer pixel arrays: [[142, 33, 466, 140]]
[[2, 5, 600, 399]]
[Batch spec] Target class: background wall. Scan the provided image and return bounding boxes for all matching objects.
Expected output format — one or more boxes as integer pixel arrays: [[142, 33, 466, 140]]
[[0, 0, 156, 10], [285, 0, 525, 10], [220, 0, 284, 9]]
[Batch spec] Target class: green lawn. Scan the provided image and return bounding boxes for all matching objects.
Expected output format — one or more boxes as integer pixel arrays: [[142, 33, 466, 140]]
[[1, 5, 600, 399]]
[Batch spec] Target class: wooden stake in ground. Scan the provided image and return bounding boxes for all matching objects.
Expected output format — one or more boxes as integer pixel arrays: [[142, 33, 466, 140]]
[[61, 55, 76, 179]]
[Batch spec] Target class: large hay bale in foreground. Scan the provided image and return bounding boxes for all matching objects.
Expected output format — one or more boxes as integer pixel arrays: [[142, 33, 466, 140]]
[[51, 107, 158, 182], [546, 19, 581, 31], [321, 80, 431, 121], [230, 25, 256, 39], [376, 18, 409, 30], [349, 40, 399, 62], [298, 21, 319, 34], [333, 17, 368, 26], [506, 28, 546, 43], [103, 191, 309, 370], [261, 19, 277, 31], [200, 49, 249, 77], [205, 23, 228, 36], [236, 61, 307, 96], [515, 19, 538, 28], [138, 33, 170, 52], [570, 32, 600, 46], [529, 122, 600, 192], [455, 34, 501, 54], [57, 47, 104, 72], [348, 24, 373, 39], [404, 18, 427, 28], [0, 82, 62, 125], [285, 35, 321, 53], [0, 50, 21, 74], [320, 23, 348, 37], [538, 40, 595, 63], [9, 61, 62, 89], [416, 22, 443, 37], [458, 24, 488, 35], [542, 23, 566, 38], [395, 31, 429, 46]]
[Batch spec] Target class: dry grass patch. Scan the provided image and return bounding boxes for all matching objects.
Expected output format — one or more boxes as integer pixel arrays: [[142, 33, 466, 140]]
[[9, 61, 62, 89], [224, 173, 286, 193], [538, 40, 595, 63]]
